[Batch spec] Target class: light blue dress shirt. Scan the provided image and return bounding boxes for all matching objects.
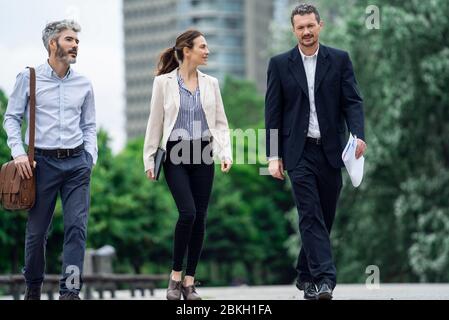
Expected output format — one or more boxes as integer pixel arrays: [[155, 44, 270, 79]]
[[3, 61, 98, 164]]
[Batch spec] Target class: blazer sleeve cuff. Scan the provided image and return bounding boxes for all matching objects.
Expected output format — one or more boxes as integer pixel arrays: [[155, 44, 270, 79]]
[[143, 157, 155, 173]]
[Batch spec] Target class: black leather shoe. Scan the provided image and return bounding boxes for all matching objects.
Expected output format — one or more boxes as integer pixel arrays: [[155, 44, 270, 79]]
[[316, 281, 333, 300], [24, 286, 42, 300], [296, 281, 317, 300], [59, 292, 81, 300]]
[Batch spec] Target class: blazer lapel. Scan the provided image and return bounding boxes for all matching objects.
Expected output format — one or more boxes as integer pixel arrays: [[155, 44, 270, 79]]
[[167, 69, 180, 112], [288, 46, 309, 98], [314, 45, 330, 93], [197, 69, 207, 107]]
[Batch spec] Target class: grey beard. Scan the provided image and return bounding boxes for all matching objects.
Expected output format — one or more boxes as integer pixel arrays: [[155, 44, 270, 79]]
[[56, 43, 77, 64]]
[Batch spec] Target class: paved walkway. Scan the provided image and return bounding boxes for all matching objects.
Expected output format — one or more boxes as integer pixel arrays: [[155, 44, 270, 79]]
[[3, 284, 449, 300]]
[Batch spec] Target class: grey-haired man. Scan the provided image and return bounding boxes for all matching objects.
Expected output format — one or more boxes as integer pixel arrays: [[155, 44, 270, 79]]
[[4, 20, 97, 300]]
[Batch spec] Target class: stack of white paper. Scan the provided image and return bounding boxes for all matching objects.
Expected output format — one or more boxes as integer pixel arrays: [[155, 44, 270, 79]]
[[342, 133, 364, 187]]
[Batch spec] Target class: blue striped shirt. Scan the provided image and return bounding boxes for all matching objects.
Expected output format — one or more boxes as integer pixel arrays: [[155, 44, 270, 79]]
[[3, 62, 98, 164], [169, 73, 210, 141]]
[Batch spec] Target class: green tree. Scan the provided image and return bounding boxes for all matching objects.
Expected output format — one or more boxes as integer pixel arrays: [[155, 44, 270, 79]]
[[79, 134, 176, 274], [221, 76, 265, 130]]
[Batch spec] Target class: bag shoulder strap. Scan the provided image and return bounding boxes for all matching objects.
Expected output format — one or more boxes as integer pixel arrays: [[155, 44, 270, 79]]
[[26, 67, 36, 164]]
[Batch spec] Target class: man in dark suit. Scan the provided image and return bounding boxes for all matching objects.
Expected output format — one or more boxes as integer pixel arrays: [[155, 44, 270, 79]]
[[265, 3, 366, 300]]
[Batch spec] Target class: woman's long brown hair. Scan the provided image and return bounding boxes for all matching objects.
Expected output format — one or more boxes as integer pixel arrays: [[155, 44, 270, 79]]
[[156, 29, 204, 76]]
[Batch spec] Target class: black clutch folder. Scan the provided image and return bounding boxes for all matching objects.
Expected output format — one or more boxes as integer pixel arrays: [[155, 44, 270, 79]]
[[154, 147, 166, 180]]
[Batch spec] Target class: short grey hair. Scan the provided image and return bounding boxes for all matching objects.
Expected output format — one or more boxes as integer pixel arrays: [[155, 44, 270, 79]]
[[291, 3, 321, 25], [42, 19, 81, 53]]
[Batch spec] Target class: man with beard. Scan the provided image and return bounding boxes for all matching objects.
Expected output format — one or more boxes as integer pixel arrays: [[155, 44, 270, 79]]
[[4, 20, 97, 300], [265, 4, 366, 300]]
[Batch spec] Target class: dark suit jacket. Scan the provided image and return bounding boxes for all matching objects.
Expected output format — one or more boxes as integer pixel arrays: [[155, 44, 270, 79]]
[[265, 44, 365, 170]]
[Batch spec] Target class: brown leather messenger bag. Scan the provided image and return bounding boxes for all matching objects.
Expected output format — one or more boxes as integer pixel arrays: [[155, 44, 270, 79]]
[[0, 67, 36, 210]]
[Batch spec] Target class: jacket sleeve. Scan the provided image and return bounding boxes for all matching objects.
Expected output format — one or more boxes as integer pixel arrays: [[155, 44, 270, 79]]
[[341, 52, 365, 141], [265, 58, 284, 159], [211, 77, 232, 162], [143, 76, 164, 172]]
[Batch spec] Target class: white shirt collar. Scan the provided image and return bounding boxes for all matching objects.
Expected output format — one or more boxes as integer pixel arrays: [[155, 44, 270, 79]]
[[299, 45, 320, 62]]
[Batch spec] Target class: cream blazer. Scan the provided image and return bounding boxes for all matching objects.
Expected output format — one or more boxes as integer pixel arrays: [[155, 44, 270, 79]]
[[143, 68, 232, 172]]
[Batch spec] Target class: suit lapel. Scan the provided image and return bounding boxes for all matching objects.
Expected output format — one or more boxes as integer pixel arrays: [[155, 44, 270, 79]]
[[167, 69, 180, 112], [314, 45, 330, 93], [288, 46, 309, 98]]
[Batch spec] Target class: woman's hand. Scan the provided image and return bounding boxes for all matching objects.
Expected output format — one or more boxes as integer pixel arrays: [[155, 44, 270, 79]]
[[221, 159, 232, 173], [146, 168, 156, 180]]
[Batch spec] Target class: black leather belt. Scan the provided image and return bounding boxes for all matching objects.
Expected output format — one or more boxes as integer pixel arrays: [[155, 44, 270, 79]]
[[35, 144, 84, 158], [306, 137, 322, 145]]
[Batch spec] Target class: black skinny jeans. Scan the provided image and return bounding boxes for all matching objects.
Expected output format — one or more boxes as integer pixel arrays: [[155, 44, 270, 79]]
[[163, 139, 214, 276]]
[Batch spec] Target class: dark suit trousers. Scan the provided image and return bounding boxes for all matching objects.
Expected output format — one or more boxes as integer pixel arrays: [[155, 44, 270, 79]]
[[288, 140, 342, 287]]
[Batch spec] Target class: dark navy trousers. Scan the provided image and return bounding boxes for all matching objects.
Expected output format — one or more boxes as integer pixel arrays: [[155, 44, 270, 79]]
[[288, 140, 342, 288], [23, 148, 93, 295]]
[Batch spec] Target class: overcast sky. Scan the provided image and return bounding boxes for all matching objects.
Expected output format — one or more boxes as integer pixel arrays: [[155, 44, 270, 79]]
[[0, 0, 125, 153]]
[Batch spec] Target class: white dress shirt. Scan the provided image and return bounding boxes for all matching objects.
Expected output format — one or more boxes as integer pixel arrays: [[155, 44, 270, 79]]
[[299, 45, 321, 139]]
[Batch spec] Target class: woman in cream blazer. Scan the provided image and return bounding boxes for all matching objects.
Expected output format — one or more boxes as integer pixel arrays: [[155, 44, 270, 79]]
[[143, 30, 232, 301]]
